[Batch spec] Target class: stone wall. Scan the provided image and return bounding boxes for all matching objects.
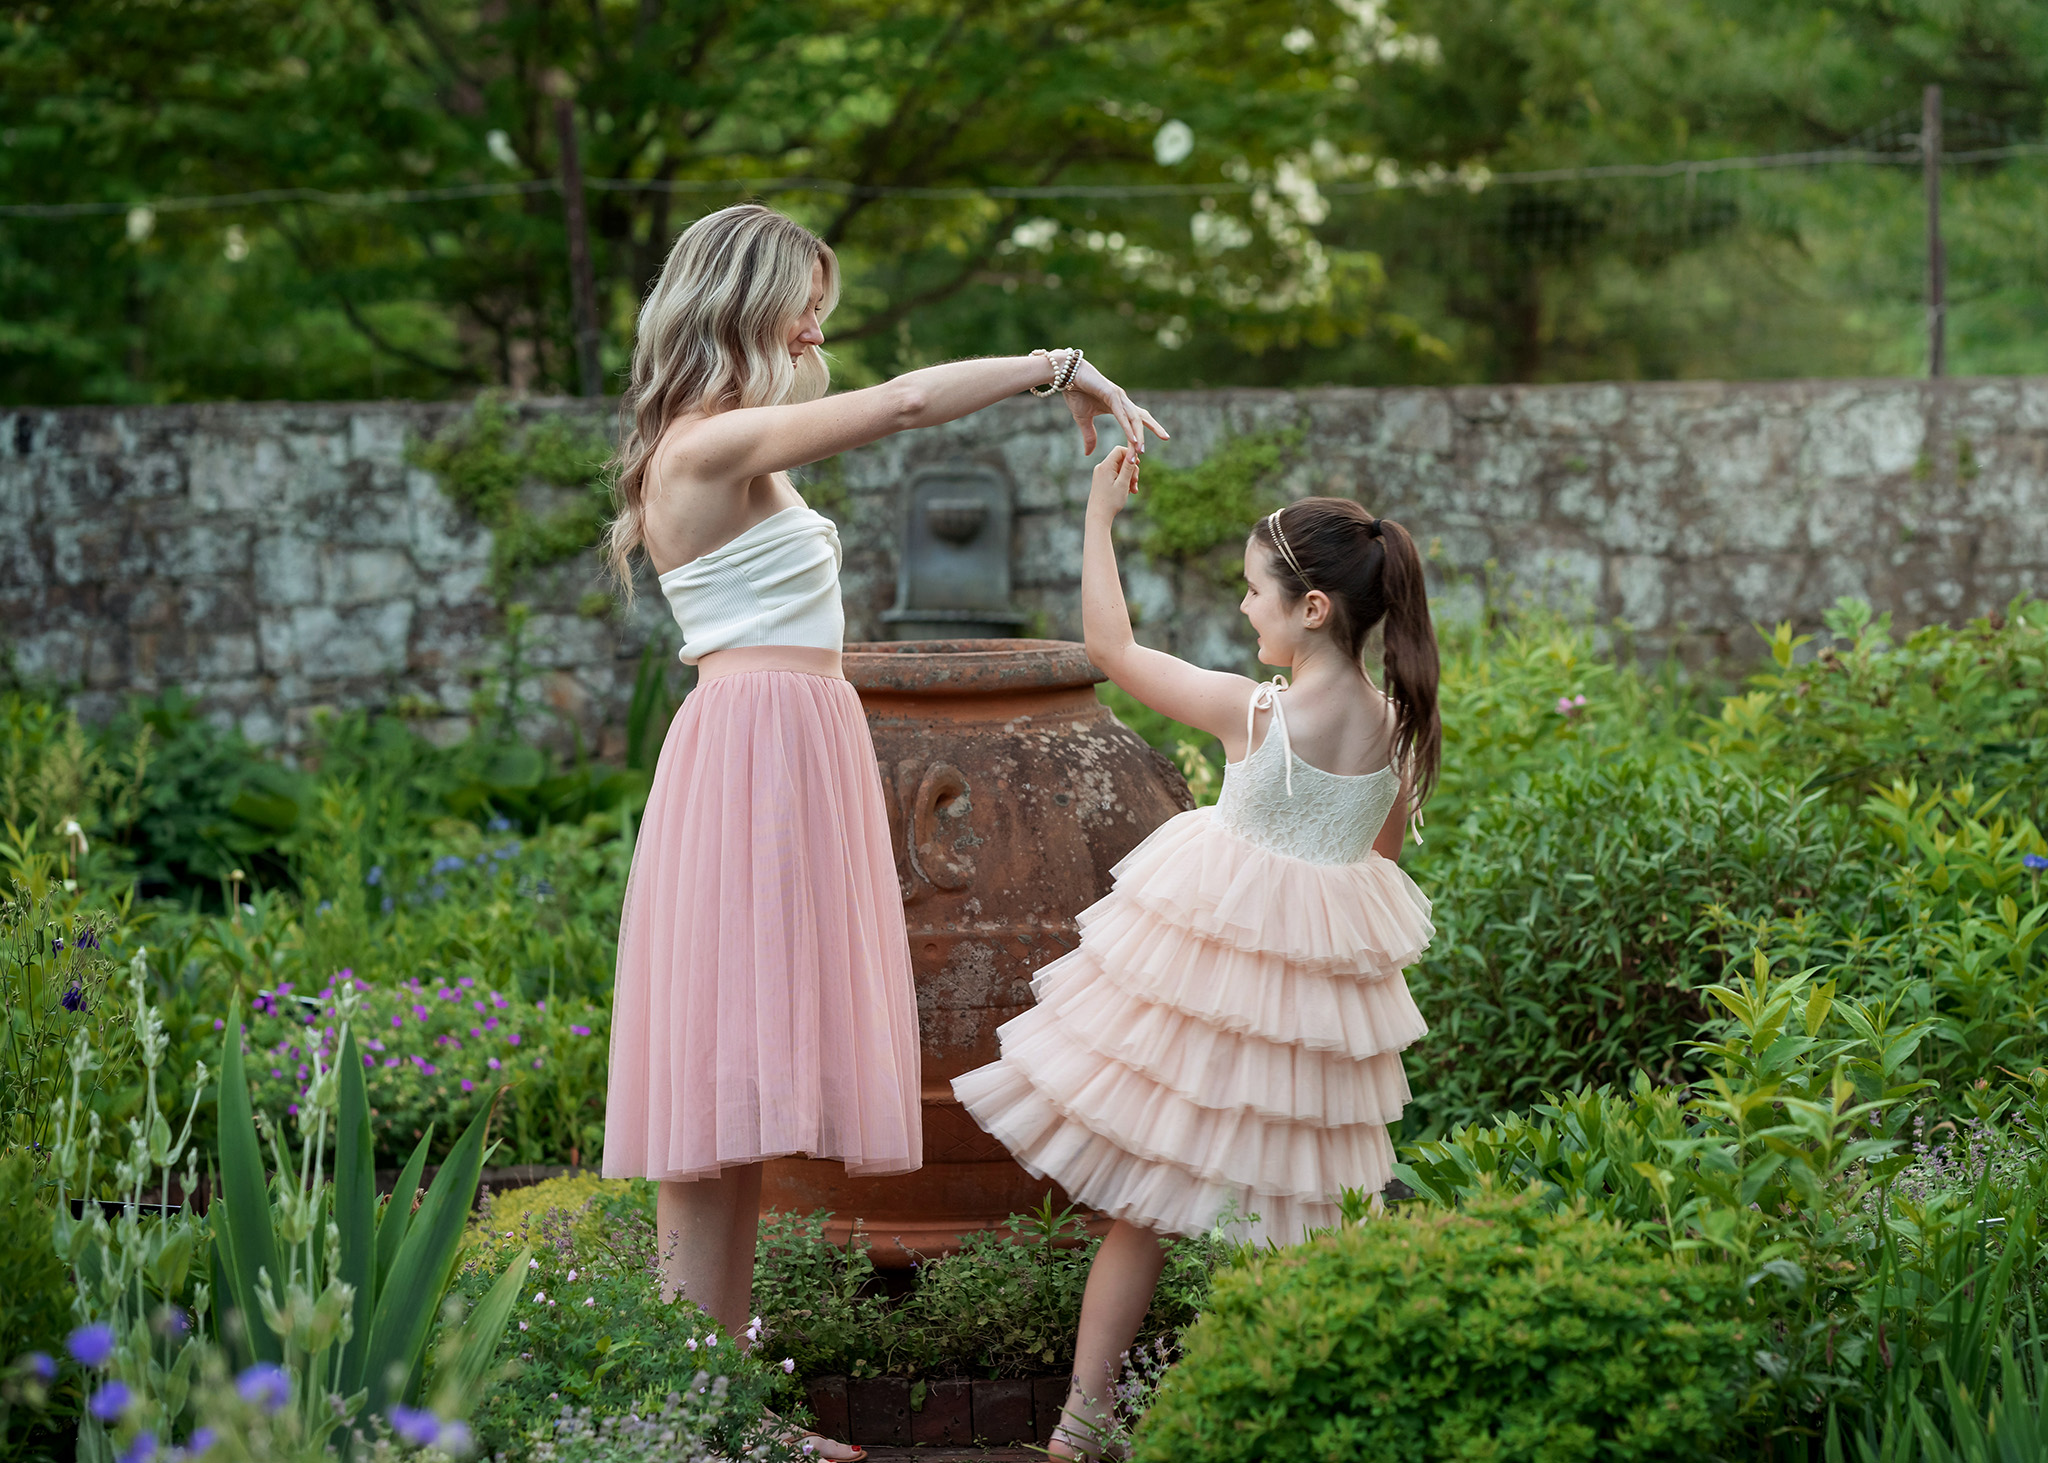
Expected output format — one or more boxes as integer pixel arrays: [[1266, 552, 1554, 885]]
[[6, 377, 2046, 751]]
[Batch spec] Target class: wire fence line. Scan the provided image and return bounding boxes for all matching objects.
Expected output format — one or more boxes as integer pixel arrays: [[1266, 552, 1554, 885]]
[[5, 141, 2047, 220]]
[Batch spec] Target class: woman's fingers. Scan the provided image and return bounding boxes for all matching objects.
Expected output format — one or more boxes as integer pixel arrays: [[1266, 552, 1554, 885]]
[[1139, 407, 1171, 442]]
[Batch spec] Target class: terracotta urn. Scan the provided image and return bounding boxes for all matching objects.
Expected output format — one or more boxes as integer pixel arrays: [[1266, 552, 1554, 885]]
[[760, 639, 1192, 1265]]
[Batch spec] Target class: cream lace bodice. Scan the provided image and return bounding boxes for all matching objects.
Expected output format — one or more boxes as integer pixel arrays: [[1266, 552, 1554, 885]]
[[1212, 679, 1402, 866]]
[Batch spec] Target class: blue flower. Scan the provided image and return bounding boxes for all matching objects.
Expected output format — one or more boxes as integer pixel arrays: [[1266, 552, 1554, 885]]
[[67, 1323, 116, 1368], [24, 1352, 55, 1382], [2025, 853, 2048, 871], [381, 895, 395, 913], [61, 985, 86, 1013], [236, 1362, 291, 1413], [431, 854, 467, 875], [487, 815, 513, 832], [88, 1381, 132, 1422], [389, 1405, 443, 1448], [365, 865, 384, 887], [51, 936, 64, 953], [118, 1430, 157, 1463], [186, 1428, 218, 1457]]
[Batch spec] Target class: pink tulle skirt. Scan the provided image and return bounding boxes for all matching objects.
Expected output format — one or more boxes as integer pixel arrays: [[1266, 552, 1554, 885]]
[[953, 808, 1433, 1247], [602, 666, 922, 1182]]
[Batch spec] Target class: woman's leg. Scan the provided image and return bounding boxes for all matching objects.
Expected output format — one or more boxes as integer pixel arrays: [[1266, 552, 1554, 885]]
[[654, 1162, 763, 1334], [1051, 1219, 1171, 1460]]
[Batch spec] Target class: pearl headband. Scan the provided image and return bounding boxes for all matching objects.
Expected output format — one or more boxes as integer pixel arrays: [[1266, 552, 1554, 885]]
[[1266, 510, 1312, 589]]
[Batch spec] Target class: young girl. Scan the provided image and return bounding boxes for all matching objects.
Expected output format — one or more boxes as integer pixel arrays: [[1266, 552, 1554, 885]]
[[953, 445, 1440, 1458]]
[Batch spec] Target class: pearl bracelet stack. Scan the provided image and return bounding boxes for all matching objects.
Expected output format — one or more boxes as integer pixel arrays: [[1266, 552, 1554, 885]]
[[1029, 347, 1085, 396]]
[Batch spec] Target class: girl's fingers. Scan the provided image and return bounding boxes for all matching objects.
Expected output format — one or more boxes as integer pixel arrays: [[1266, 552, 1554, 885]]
[[1141, 408, 1171, 441]]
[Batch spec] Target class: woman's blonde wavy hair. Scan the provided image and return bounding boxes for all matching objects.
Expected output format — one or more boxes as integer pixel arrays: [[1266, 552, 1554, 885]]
[[603, 203, 839, 593]]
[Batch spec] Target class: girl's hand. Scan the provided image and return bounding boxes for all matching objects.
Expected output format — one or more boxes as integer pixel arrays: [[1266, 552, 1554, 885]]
[[1063, 359, 1170, 456], [1088, 444, 1141, 520]]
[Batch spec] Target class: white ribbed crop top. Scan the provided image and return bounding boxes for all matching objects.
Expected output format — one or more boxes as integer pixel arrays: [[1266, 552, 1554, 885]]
[[658, 505, 846, 665]]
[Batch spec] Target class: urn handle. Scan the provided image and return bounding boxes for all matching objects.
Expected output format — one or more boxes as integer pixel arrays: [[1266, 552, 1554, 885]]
[[910, 762, 976, 891]]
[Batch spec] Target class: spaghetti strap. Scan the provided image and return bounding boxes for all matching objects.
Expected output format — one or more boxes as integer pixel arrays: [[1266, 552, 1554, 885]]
[[1246, 677, 1296, 798]]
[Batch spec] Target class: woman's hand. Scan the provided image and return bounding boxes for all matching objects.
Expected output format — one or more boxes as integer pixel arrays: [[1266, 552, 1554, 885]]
[[1063, 358, 1170, 456], [1088, 444, 1142, 522]]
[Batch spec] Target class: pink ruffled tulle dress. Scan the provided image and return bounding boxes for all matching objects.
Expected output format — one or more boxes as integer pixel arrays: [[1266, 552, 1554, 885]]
[[603, 506, 922, 1182], [953, 679, 1432, 1246]]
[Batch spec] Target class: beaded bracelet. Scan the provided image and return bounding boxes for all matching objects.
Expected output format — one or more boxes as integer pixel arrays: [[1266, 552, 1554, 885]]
[[1029, 347, 1084, 396]]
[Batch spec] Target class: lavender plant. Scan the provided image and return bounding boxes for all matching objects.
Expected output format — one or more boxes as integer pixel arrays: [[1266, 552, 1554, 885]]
[[48, 950, 212, 1463]]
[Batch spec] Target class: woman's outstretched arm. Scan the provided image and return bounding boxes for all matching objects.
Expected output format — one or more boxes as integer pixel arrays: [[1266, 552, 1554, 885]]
[[672, 354, 1169, 486], [1082, 446, 1259, 759]]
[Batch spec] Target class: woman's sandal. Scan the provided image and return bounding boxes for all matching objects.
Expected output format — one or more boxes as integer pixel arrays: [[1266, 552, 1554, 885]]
[[761, 1410, 866, 1461]]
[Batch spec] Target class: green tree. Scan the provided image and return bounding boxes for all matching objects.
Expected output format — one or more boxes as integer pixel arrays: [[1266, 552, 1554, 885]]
[[3, 0, 2046, 402]]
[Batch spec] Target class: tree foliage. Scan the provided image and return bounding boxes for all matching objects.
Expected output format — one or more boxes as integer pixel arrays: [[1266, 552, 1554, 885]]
[[2, 0, 2046, 403]]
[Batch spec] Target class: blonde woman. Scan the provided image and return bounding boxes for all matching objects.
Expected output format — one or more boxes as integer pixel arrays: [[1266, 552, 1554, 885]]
[[600, 203, 1168, 1459]]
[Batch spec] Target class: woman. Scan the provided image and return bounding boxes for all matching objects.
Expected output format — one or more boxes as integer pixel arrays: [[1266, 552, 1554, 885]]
[[600, 202, 1168, 1459]]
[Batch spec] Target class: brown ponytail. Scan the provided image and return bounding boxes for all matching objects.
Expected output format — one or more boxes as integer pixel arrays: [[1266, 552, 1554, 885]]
[[1252, 498, 1442, 806]]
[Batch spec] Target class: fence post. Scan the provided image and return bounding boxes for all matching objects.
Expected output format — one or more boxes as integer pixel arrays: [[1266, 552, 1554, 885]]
[[555, 97, 605, 399], [1923, 84, 1946, 379]]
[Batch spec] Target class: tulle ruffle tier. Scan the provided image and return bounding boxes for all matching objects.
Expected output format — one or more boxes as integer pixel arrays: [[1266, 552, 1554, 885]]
[[953, 807, 1433, 1248]]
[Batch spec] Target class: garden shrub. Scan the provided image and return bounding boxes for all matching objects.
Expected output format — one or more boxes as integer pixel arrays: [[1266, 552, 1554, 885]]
[[754, 1201, 1223, 1381], [1133, 1183, 1753, 1463], [1403, 751, 1863, 1133], [1395, 949, 2048, 1455], [453, 1184, 793, 1458], [0, 1151, 78, 1461]]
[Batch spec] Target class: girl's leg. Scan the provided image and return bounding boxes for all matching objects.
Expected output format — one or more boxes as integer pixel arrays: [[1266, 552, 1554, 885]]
[[654, 1162, 763, 1334], [1051, 1219, 1171, 1460]]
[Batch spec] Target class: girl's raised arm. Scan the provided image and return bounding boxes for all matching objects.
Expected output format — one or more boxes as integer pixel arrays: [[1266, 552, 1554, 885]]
[[1082, 446, 1259, 758], [675, 355, 1169, 484]]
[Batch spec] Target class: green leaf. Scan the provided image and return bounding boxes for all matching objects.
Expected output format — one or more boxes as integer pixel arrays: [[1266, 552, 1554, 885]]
[[376, 1126, 434, 1297], [361, 1100, 492, 1416], [214, 994, 283, 1364], [436, 1245, 531, 1408], [335, 1024, 377, 1397]]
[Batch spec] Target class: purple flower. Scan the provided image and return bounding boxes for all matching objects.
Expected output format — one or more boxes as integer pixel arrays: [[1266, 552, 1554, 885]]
[[25, 1352, 55, 1382], [365, 865, 384, 886], [67, 1323, 116, 1368], [118, 1431, 157, 1463], [569, 1025, 591, 1037], [781, 1357, 796, 1374], [412, 1004, 429, 1021], [61, 985, 86, 1013], [459, 977, 475, 989], [460, 1079, 474, 1092], [158, 1307, 189, 1339], [384, 1057, 401, 1069], [531, 1058, 543, 1069], [389, 1405, 442, 1448], [2025, 853, 2048, 871], [487, 1058, 501, 1071], [237, 1362, 291, 1412], [505, 1032, 520, 1046], [187, 1428, 218, 1457], [52, 936, 64, 953], [88, 1381, 132, 1421]]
